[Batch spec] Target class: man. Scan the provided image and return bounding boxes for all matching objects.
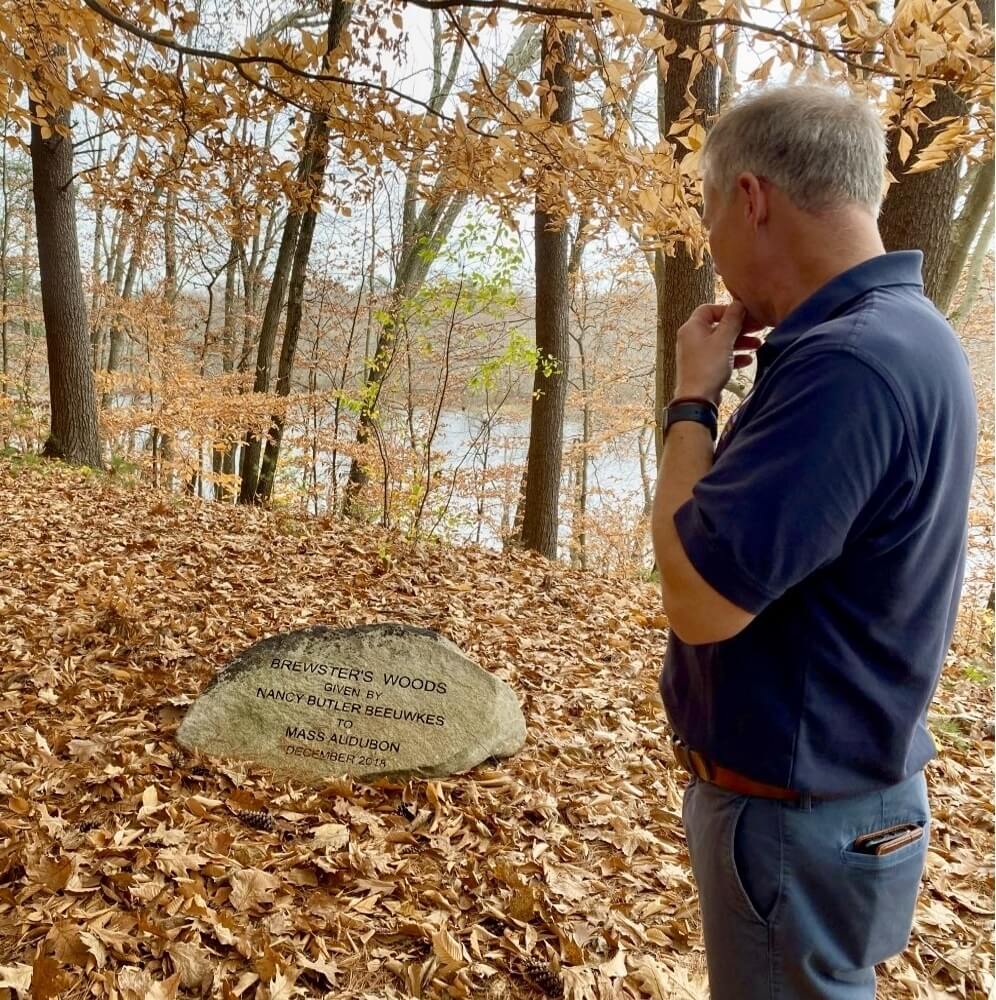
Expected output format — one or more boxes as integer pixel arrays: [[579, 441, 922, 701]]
[[650, 85, 977, 998]]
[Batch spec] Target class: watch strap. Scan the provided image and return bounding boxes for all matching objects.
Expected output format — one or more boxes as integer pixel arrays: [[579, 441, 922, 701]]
[[670, 395, 719, 415], [664, 401, 718, 441]]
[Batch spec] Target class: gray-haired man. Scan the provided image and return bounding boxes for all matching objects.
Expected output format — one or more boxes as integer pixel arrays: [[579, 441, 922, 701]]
[[651, 85, 976, 997]]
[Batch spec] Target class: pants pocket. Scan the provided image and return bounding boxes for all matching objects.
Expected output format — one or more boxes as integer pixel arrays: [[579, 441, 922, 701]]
[[730, 795, 783, 925], [834, 819, 929, 967]]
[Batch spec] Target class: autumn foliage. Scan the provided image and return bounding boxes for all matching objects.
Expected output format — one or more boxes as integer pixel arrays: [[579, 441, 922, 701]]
[[0, 459, 993, 998], [0, 1, 993, 995]]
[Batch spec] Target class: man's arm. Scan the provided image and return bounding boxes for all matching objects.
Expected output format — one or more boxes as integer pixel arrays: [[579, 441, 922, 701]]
[[651, 299, 761, 644], [651, 421, 756, 645]]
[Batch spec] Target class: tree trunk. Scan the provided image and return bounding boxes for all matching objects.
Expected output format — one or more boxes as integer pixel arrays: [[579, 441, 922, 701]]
[[950, 203, 995, 328], [933, 160, 994, 315], [718, 22, 738, 110], [573, 402, 591, 571], [237, 199, 305, 502], [519, 27, 576, 559], [879, 86, 968, 305], [1, 104, 11, 397], [654, 3, 718, 465], [637, 424, 654, 517], [255, 116, 331, 503], [88, 122, 107, 356], [19, 196, 33, 404], [164, 188, 178, 304], [209, 240, 238, 499], [103, 233, 139, 408], [341, 194, 468, 516], [104, 185, 161, 409], [93, 205, 125, 369], [29, 78, 101, 468], [239, 7, 351, 504], [342, 22, 539, 518]]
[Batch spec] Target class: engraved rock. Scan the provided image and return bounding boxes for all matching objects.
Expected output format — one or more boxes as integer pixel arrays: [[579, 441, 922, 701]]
[[177, 623, 526, 781]]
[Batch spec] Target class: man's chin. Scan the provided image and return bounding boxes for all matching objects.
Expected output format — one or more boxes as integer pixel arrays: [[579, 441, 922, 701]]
[[729, 294, 766, 332]]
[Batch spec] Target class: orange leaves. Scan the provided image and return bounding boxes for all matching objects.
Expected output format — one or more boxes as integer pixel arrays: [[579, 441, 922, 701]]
[[29, 855, 75, 892], [907, 116, 976, 174], [2, 0, 990, 273], [26, 953, 71, 1000], [229, 867, 281, 911], [0, 460, 992, 997], [598, 0, 646, 37]]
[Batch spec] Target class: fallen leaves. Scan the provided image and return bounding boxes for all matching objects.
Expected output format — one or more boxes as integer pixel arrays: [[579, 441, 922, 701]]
[[229, 868, 281, 912], [0, 460, 991, 999], [0, 967, 31, 992], [311, 823, 350, 850]]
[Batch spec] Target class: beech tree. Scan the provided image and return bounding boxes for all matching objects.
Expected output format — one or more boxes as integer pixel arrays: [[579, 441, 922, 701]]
[[342, 17, 542, 518], [243, 0, 353, 505], [29, 48, 101, 467], [0, 0, 989, 573], [878, 0, 993, 308], [520, 26, 577, 558], [652, 0, 718, 464]]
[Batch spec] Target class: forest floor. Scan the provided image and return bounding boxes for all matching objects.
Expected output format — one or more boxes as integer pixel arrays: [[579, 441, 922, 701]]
[[0, 458, 992, 1000]]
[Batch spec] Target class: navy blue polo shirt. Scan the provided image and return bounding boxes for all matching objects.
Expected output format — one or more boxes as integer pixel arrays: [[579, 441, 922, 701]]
[[660, 251, 977, 796]]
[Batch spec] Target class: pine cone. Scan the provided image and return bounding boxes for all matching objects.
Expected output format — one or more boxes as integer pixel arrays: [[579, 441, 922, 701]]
[[235, 808, 275, 832], [524, 959, 563, 998]]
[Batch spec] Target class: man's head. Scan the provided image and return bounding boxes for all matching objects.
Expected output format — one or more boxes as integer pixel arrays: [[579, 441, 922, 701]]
[[700, 85, 887, 326]]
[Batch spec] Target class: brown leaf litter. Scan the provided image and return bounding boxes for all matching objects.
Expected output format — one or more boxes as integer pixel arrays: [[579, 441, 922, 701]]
[[0, 461, 991, 998]]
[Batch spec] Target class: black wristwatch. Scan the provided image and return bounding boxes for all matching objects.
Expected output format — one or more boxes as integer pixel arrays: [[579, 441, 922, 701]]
[[663, 400, 718, 441]]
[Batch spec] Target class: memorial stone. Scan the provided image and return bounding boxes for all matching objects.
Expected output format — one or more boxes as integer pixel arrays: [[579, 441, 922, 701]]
[[177, 623, 526, 781]]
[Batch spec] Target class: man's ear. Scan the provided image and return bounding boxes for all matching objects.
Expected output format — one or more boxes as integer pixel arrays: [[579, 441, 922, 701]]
[[737, 173, 768, 230]]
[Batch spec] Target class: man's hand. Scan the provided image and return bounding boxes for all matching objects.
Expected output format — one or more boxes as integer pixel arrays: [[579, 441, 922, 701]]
[[674, 300, 765, 405]]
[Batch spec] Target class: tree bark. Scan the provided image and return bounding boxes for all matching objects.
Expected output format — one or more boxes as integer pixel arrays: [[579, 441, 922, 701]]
[[29, 75, 101, 467], [933, 160, 994, 315], [164, 187, 178, 304], [718, 21, 738, 110], [654, 3, 718, 465], [239, 6, 350, 504], [104, 184, 161, 409], [255, 116, 331, 502], [1, 103, 11, 397], [237, 191, 305, 502], [215, 239, 240, 499], [879, 85, 968, 306], [519, 27, 576, 559], [19, 194, 33, 404], [950, 202, 995, 327]]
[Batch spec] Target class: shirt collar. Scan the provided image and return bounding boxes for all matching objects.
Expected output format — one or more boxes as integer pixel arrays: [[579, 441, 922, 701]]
[[755, 250, 924, 378]]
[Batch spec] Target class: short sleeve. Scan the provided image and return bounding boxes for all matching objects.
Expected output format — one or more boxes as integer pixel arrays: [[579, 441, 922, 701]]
[[674, 349, 910, 615]]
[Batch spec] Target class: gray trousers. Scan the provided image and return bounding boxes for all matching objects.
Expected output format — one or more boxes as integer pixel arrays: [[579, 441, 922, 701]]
[[682, 770, 929, 999]]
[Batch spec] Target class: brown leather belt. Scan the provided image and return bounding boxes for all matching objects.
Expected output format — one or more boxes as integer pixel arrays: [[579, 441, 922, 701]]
[[672, 737, 805, 802]]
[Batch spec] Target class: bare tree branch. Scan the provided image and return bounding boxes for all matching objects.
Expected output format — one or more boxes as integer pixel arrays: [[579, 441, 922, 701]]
[[403, 0, 992, 79], [81, 0, 474, 126]]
